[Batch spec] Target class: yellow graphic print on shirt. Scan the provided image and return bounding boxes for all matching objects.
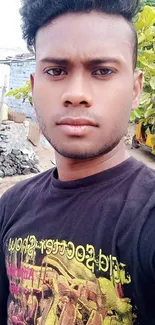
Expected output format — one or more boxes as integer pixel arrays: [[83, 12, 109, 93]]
[[6, 236, 134, 325]]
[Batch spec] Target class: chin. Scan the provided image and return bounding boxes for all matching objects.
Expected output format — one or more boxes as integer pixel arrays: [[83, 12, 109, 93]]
[[53, 146, 112, 160], [46, 136, 122, 160]]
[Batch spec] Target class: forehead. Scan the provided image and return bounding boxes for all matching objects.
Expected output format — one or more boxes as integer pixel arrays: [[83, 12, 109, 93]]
[[36, 12, 133, 63]]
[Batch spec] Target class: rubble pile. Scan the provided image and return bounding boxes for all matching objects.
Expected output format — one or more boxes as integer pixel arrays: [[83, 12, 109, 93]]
[[0, 120, 40, 178], [0, 149, 39, 178]]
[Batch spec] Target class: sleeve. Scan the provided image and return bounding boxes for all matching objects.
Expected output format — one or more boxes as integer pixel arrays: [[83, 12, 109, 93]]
[[0, 194, 10, 324]]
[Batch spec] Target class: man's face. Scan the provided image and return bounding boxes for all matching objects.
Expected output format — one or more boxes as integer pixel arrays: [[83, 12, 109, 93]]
[[31, 12, 142, 159]]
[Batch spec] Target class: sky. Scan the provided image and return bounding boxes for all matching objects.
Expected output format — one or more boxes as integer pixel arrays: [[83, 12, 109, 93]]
[[0, 0, 26, 49]]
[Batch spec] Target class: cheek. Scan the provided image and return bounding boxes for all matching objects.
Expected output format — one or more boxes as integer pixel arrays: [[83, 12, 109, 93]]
[[102, 80, 133, 114], [97, 82, 133, 129], [33, 81, 59, 116]]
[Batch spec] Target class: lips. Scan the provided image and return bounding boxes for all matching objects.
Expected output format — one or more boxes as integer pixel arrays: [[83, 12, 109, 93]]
[[57, 117, 98, 127]]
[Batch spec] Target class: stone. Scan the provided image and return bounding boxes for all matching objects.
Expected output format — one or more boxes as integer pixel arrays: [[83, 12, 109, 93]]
[[22, 156, 29, 162], [0, 177, 3, 183], [16, 154, 23, 160], [0, 143, 7, 152], [33, 157, 39, 164], [30, 167, 39, 174], [0, 156, 4, 162], [0, 120, 40, 177], [3, 161, 9, 167], [21, 148, 30, 156], [24, 120, 29, 127], [22, 167, 31, 175], [11, 149, 21, 156], [36, 165, 41, 173], [20, 161, 30, 167], [0, 148, 7, 153], [0, 135, 8, 140], [0, 170, 4, 178], [3, 167, 15, 177]]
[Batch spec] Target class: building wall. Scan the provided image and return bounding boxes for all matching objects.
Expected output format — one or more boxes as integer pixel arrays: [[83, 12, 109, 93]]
[[7, 60, 36, 118], [0, 64, 10, 98]]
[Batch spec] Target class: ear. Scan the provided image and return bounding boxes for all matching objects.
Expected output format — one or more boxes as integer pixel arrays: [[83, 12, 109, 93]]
[[30, 73, 35, 94], [132, 70, 143, 110], [30, 73, 35, 106]]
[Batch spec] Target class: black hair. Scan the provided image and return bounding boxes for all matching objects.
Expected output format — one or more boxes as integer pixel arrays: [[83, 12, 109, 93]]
[[20, 0, 142, 68]]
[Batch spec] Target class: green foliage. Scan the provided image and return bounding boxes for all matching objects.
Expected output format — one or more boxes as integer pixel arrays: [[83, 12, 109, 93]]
[[131, 6, 155, 140], [144, 0, 155, 6], [6, 81, 32, 106]]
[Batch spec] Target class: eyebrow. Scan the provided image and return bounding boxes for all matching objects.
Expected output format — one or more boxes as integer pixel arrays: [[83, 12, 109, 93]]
[[39, 57, 121, 66], [40, 58, 69, 65]]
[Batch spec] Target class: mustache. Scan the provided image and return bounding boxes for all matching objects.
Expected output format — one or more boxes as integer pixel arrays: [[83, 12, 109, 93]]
[[54, 111, 100, 123]]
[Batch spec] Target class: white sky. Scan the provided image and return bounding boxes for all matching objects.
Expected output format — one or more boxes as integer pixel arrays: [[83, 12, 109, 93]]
[[0, 0, 26, 49]]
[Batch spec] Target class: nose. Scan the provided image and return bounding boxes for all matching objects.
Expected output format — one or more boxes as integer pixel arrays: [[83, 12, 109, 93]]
[[61, 76, 93, 108]]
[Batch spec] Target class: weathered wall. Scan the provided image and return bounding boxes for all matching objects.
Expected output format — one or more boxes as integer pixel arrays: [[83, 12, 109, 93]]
[[7, 60, 36, 118]]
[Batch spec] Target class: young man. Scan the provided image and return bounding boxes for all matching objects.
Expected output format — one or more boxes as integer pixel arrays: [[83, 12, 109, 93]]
[[0, 0, 155, 324]]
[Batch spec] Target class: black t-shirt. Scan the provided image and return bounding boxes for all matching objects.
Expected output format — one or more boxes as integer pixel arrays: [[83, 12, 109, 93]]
[[0, 157, 155, 325]]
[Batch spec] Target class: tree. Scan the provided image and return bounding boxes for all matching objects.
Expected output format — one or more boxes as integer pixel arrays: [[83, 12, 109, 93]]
[[130, 6, 155, 146]]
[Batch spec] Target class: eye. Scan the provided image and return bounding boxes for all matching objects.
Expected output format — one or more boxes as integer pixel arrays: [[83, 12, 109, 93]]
[[92, 68, 115, 76], [46, 68, 67, 76]]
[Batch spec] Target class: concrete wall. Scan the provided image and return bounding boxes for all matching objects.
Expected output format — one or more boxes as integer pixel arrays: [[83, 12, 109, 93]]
[[7, 60, 36, 118], [0, 64, 10, 98]]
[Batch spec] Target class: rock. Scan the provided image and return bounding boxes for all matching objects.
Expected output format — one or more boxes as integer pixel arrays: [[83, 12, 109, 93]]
[[24, 120, 29, 127], [0, 170, 4, 178], [0, 149, 7, 153], [3, 167, 15, 177], [16, 155, 23, 160], [22, 156, 29, 162], [20, 161, 30, 167], [0, 143, 7, 152], [0, 177, 3, 183], [3, 161, 9, 167], [36, 165, 41, 172], [11, 149, 21, 156], [22, 167, 31, 175], [33, 157, 39, 164], [30, 167, 39, 174], [0, 136, 8, 141], [0, 156, 4, 163], [21, 148, 30, 156], [0, 120, 40, 176]]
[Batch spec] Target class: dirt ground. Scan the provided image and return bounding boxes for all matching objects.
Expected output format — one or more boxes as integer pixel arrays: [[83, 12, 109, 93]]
[[0, 140, 154, 197]]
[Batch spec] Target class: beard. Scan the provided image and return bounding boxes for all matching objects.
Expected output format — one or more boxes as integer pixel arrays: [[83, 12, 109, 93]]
[[50, 138, 121, 160], [37, 120, 123, 161]]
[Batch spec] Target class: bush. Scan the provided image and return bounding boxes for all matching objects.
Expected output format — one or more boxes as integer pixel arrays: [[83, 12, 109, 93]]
[[6, 81, 32, 106], [131, 6, 155, 139]]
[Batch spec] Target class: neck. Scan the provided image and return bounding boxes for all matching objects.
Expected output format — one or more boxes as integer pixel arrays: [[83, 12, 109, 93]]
[[55, 139, 130, 182]]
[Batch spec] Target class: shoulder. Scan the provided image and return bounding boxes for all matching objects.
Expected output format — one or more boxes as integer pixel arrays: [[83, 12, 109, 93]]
[[128, 159, 155, 198], [0, 168, 54, 209], [133, 158, 155, 180]]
